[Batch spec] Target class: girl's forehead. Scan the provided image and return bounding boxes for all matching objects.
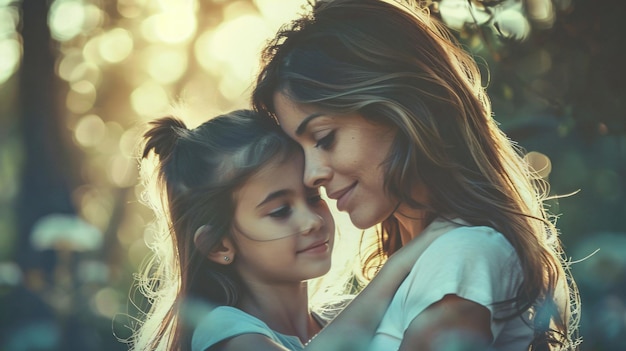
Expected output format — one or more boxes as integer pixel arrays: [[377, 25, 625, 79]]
[[235, 153, 304, 199], [257, 152, 303, 181]]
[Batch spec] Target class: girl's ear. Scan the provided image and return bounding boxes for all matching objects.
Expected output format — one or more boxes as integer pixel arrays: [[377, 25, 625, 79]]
[[194, 225, 236, 265], [207, 236, 236, 265]]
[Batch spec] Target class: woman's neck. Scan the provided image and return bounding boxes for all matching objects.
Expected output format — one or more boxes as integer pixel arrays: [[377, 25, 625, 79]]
[[393, 204, 429, 245], [238, 281, 321, 344], [393, 184, 434, 245]]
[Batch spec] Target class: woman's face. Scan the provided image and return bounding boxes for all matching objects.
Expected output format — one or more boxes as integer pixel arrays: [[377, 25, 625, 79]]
[[231, 152, 335, 284], [273, 92, 398, 229]]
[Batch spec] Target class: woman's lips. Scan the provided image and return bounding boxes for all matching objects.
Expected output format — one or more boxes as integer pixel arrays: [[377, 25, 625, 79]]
[[331, 182, 356, 211]]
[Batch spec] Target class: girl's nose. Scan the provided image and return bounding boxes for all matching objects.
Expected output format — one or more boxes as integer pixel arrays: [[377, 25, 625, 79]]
[[299, 208, 325, 236]]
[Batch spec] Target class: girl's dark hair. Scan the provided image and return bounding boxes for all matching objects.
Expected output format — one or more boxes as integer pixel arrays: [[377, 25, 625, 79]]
[[252, 0, 580, 349], [129, 109, 298, 351]]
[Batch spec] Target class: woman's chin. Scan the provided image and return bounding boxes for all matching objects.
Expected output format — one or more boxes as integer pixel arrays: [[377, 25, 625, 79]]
[[348, 212, 376, 230]]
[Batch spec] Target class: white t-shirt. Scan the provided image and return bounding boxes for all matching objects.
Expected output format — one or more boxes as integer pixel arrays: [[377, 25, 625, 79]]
[[367, 218, 534, 351]]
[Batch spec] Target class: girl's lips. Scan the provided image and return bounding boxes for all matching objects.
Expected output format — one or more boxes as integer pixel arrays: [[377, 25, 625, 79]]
[[297, 240, 329, 254]]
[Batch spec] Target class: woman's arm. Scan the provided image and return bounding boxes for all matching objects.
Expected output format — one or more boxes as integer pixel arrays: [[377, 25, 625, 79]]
[[303, 230, 446, 351]]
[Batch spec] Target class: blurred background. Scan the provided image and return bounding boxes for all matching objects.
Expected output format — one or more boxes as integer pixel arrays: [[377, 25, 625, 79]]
[[0, 0, 623, 350]]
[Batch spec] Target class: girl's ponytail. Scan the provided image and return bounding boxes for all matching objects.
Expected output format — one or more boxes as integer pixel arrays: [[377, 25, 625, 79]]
[[142, 116, 189, 161]]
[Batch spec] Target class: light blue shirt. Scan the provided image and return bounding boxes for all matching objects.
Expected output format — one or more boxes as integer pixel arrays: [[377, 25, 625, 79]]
[[191, 306, 309, 351]]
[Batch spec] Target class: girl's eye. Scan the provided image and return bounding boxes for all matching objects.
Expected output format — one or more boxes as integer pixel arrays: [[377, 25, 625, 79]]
[[268, 205, 292, 218], [314, 131, 335, 150]]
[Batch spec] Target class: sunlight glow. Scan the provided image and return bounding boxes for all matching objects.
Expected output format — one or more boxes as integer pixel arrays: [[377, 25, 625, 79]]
[[141, 10, 197, 44], [0, 37, 19, 85], [49, 2, 103, 40], [57, 50, 83, 81], [49, 0, 86, 41], [66, 80, 97, 114], [98, 28, 134, 64], [102, 122, 124, 154], [194, 14, 274, 101], [69, 62, 102, 85], [82, 36, 103, 64], [254, 0, 306, 29], [208, 15, 270, 80], [217, 75, 251, 102], [144, 46, 188, 84], [74, 114, 106, 148], [108, 155, 138, 188], [131, 81, 170, 117], [118, 127, 143, 158], [176, 76, 225, 126], [0, 6, 19, 36], [117, 0, 149, 19]]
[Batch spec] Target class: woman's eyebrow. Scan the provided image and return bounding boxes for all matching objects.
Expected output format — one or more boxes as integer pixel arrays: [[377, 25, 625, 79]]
[[295, 113, 325, 135]]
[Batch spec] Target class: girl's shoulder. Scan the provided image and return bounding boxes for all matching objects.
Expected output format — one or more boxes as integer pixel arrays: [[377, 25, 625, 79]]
[[191, 306, 280, 351]]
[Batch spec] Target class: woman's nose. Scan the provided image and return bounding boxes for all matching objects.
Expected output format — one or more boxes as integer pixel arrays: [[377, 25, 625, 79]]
[[303, 152, 332, 188]]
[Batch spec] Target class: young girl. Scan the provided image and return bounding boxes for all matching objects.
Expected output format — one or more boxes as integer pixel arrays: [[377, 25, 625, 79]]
[[252, 0, 581, 350], [128, 109, 438, 351]]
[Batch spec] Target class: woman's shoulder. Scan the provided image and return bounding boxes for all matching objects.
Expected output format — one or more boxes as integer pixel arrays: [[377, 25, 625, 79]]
[[425, 218, 515, 256], [398, 219, 524, 315]]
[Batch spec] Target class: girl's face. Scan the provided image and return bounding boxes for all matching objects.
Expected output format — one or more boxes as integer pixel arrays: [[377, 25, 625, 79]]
[[273, 92, 398, 229], [231, 152, 335, 284]]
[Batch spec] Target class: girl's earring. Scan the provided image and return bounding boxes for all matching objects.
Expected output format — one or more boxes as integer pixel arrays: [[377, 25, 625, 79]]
[[224, 256, 231, 262]]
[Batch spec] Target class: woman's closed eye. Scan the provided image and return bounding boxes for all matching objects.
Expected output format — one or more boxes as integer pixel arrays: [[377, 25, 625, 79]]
[[314, 130, 335, 150]]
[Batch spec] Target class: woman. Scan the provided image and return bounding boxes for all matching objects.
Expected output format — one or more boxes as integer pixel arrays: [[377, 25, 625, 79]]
[[252, 0, 581, 350]]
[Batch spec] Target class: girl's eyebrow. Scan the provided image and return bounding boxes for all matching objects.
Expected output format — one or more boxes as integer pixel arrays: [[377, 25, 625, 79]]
[[295, 113, 325, 135], [256, 189, 292, 208]]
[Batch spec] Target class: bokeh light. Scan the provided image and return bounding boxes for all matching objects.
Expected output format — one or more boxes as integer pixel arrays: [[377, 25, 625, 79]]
[[131, 80, 170, 117], [66, 80, 97, 113], [0, 37, 20, 85], [143, 45, 188, 84], [49, 0, 86, 41], [91, 287, 122, 318], [99, 28, 134, 64], [141, 7, 197, 44], [48, 1, 103, 41], [74, 114, 106, 148], [525, 151, 552, 179]]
